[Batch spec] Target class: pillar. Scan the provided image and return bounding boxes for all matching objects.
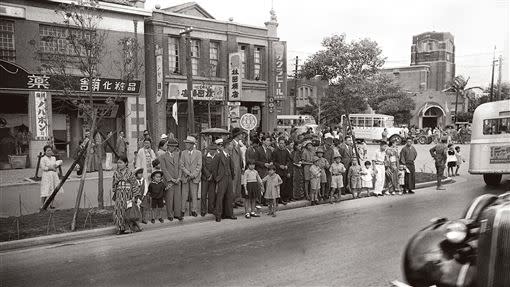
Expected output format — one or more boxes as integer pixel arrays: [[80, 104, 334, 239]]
[[28, 91, 52, 168], [125, 95, 147, 160]]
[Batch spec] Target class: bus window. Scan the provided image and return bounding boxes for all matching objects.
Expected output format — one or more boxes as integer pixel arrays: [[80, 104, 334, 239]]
[[483, 118, 510, 135], [350, 118, 357, 127], [374, 118, 382, 127], [365, 117, 373, 127], [358, 117, 365, 127], [384, 117, 394, 128]]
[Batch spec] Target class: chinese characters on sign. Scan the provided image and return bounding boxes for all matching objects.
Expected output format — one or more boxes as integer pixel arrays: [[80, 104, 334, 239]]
[[34, 91, 49, 139], [271, 41, 287, 114], [27, 74, 50, 89], [240, 113, 258, 131], [78, 104, 119, 119], [490, 146, 510, 163], [168, 83, 225, 101], [229, 53, 242, 102], [23, 74, 140, 94], [155, 45, 163, 103]]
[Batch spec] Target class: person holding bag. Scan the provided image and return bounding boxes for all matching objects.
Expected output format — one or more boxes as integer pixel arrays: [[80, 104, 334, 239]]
[[112, 156, 141, 234]]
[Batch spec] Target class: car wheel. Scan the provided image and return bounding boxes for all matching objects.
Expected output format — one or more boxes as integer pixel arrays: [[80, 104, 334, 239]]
[[483, 174, 502, 186]]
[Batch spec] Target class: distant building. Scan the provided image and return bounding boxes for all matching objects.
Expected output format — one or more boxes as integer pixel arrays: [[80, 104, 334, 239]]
[[283, 78, 328, 116], [381, 31, 466, 129]]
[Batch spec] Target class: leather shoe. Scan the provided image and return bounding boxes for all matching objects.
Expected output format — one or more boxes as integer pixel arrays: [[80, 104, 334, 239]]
[[191, 211, 198, 217], [215, 218, 221, 222], [167, 217, 174, 221], [201, 212, 206, 217], [227, 216, 237, 220]]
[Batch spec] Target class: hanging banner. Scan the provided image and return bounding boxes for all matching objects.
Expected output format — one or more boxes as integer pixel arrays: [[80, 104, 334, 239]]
[[155, 45, 163, 103], [229, 52, 242, 101], [271, 41, 287, 113], [167, 83, 224, 101], [34, 91, 49, 139]]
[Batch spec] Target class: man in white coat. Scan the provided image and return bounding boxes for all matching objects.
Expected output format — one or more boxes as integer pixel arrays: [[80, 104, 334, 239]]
[[180, 136, 202, 217]]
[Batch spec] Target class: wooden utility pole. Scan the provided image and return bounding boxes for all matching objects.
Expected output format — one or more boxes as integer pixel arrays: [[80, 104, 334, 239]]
[[497, 55, 503, 101], [293, 56, 298, 115], [180, 27, 194, 134], [489, 47, 496, 102]]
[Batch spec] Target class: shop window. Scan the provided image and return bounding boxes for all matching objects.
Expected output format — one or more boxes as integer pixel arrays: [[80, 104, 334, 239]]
[[190, 39, 200, 76], [39, 25, 91, 56], [0, 19, 15, 62], [254, 47, 262, 80], [209, 41, 219, 77], [238, 44, 247, 79], [168, 37, 179, 74]]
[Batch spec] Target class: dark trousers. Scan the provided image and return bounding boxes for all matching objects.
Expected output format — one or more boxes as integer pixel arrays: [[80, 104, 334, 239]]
[[277, 171, 291, 202], [342, 162, 352, 193], [435, 163, 445, 187], [404, 162, 416, 191], [215, 175, 234, 219], [201, 179, 216, 214]]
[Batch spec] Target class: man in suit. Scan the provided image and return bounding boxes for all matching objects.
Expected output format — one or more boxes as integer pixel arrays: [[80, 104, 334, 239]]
[[159, 138, 183, 221], [211, 139, 237, 222], [255, 135, 273, 179], [323, 137, 335, 199], [230, 128, 245, 208], [201, 143, 218, 216], [180, 136, 202, 217], [338, 136, 356, 193]]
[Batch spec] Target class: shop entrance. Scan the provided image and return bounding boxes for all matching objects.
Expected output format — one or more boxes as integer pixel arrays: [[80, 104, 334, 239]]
[[421, 106, 445, 129]]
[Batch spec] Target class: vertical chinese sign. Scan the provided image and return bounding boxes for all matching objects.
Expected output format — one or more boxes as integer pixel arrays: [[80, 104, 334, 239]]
[[272, 41, 287, 114], [155, 45, 163, 103], [229, 52, 242, 127], [34, 91, 49, 139]]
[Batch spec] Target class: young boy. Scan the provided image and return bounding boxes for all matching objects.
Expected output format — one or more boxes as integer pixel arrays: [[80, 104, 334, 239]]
[[348, 161, 363, 198], [309, 157, 322, 205], [147, 170, 166, 224], [134, 168, 148, 224], [454, 146, 465, 176], [315, 147, 330, 202], [329, 154, 346, 203]]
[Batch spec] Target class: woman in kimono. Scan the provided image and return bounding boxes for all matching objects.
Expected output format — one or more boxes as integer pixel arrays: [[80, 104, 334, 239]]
[[135, 138, 156, 189], [292, 141, 305, 200], [40, 145, 63, 209], [112, 156, 141, 234], [384, 140, 400, 195]]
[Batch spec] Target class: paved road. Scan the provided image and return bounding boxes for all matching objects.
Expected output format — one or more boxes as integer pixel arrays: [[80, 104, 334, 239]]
[[1, 173, 508, 287]]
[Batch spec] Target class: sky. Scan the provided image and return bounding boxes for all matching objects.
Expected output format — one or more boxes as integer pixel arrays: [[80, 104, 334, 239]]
[[145, 0, 510, 88]]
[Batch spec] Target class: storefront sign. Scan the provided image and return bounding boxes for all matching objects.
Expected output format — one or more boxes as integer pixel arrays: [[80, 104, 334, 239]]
[[34, 92, 49, 139], [78, 104, 119, 119], [240, 113, 257, 131], [167, 83, 224, 101], [155, 45, 163, 103], [270, 41, 287, 113], [490, 146, 510, 163], [228, 53, 242, 102], [0, 4, 26, 19], [0, 61, 141, 94]]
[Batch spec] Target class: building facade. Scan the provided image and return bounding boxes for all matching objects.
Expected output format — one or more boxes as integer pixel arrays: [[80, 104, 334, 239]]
[[283, 78, 328, 115], [381, 31, 465, 129], [0, 0, 149, 167], [144, 3, 286, 141]]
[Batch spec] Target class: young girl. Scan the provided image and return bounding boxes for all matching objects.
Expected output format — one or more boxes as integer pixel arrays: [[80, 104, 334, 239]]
[[446, 144, 457, 177], [329, 154, 346, 203], [454, 146, 465, 176], [242, 161, 264, 218], [309, 157, 322, 205], [397, 165, 406, 195], [147, 170, 166, 224], [262, 165, 282, 217], [361, 161, 375, 197], [348, 161, 363, 198], [315, 148, 330, 202]]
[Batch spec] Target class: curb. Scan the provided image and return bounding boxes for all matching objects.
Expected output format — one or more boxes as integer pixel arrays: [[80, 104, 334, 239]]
[[0, 177, 453, 252]]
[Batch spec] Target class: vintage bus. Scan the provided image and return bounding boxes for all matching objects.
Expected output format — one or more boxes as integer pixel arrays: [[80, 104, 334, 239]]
[[276, 115, 318, 134], [340, 114, 405, 144], [469, 99, 510, 186]]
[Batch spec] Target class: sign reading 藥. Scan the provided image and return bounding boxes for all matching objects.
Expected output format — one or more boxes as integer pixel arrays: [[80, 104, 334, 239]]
[[34, 91, 49, 139], [229, 52, 242, 102]]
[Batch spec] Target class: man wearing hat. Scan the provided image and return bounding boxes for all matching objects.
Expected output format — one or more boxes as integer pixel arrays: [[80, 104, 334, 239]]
[[323, 137, 335, 199], [338, 136, 356, 194], [211, 138, 237, 222], [429, 137, 448, 190], [201, 143, 218, 216], [230, 128, 245, 208], [159, 138, 183, 221], [180, 136, 202, 217]]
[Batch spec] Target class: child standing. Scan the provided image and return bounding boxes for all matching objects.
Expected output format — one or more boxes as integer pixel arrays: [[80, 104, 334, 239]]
[[262, 165, 282, 217], [454, 146, 465, 176], [397, 165, 407, 195], [446, 144, 457, 177], [147, 170, 166, 223], [315, 148, 330, 202], [329, 154, 346, 203], [134, 168, 148, 224], [348, 161, 363, 198], [309, 157, 322, 205], [242, 161, 264, 218], [361, 161, 375, 197]]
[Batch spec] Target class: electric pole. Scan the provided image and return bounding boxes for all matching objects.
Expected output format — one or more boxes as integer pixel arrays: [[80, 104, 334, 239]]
[[489, 47, 496, 102], [497, 55, 503, 101], [293, 56, 298, 115], [180, 27, 194, 134]]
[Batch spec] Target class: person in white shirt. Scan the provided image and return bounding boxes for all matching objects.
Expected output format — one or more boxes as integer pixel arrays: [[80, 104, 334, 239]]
[[372, 141, 387, 196]]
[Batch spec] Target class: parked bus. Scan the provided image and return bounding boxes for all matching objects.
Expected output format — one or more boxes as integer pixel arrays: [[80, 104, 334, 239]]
[[276, 115, 318, 134], [340, 114, 405, 144], [469, 99, 510, 186]]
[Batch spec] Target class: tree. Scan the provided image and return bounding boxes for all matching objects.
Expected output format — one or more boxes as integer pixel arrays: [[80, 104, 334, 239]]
[[36, 0, 141, 230], [446, 75, 482, 123]]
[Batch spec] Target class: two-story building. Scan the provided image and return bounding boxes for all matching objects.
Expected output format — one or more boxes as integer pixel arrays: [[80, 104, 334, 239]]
[[0, 0, 149, 168], [144, 2, 286, 140]]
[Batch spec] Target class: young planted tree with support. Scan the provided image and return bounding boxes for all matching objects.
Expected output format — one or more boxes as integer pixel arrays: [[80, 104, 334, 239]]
[[35, 0, 142, 230]]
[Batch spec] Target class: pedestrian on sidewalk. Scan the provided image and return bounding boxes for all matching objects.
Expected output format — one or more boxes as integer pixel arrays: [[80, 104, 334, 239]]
[[348, 160, 363, 198], [180, 136, 202, 218], [212, 139, 237, 222], [315, 147, 329, 202], [159, 138, 183, 221], [116, 131, 128, 160], [339, 136, 356, 195], [262, 164, 282, 217], [372, 141, 387, 196], [231, 128, 245, 208], [454, 146, 466, 176], [301, 140, 315, 200], [309, 156, 322, 205], [292, 141, 305, 200], [361, 161, 375, 197], [134, 167, 149, 224], [399, 138, 417, 194], [384, 140, 401, 195], [148, 170, 166, 224], [329, 153, 346, 203], [201, 143, 217, 216], [135, 138, 156, 189], [40, 145, 63, 209], [242, 161, 263, 218], [429, 137, 448, 190], [272, 137, 292, 205], [446, 144, 457, 177], [112, 156, 141, 235]]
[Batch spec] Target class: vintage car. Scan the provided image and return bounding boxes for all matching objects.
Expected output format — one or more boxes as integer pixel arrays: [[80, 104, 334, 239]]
[[397, 192, 510, 287]]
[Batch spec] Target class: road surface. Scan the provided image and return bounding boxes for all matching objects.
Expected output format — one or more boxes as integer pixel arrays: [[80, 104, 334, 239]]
[[1, 172, 509, 287]]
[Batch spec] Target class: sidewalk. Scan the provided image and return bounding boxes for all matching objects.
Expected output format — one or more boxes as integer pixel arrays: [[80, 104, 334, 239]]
[[0, 177, 453, 252]]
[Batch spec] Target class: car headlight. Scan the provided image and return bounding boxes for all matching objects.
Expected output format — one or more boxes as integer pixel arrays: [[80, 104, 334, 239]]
[[445, 221, 468, 243]]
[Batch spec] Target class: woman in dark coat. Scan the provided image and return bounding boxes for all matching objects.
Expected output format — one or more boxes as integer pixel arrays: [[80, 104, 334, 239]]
[[292, 141, 305, 200]]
